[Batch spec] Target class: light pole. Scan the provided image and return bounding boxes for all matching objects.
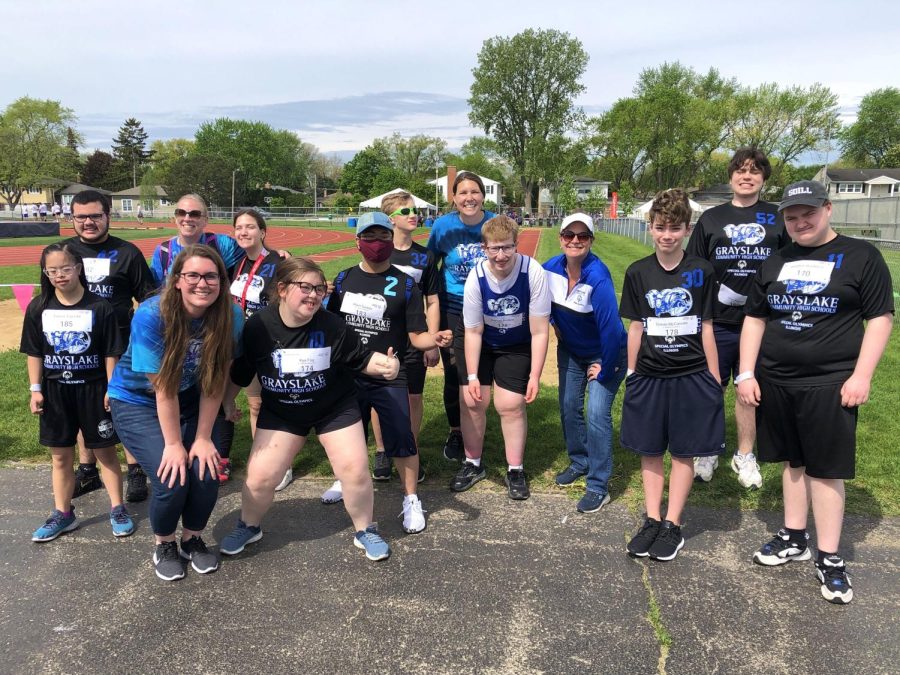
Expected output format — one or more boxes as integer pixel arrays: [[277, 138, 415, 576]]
[[231, 168, 240, 217], [435, 166, 439, 215]]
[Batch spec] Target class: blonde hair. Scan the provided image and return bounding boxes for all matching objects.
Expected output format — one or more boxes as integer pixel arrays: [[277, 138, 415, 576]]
[[481, 214, 519, 243], [381, 191, 414, 215]]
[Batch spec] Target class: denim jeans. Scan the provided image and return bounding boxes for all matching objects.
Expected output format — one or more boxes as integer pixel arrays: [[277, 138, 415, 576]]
[[110, 389, 219, 537], [557, 344, 627, 495]]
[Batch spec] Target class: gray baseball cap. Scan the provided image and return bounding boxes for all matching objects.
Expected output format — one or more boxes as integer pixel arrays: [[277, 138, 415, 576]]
[[779, 180, 829, 211]]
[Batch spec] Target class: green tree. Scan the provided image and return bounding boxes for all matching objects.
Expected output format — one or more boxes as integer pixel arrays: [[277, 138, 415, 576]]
[[583, 186, 608, 215], [111, 118, 153, 188], [377, 133, 447, 178], [165, 153, 236, 206], [616, 181, 636, 218], [80, 150, 120, 190], [840, 87, 900, 167], [339, 145, 392, 197], [554, 178, 578, 214], [0, 97, 81, 209], [469, 29, 588, 211]]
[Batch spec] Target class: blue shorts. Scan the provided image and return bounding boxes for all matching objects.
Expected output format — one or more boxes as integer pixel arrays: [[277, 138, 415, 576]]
[[355, 379, 418, 458], [713, 322, 741, 387], [620, 370, 725, 458]]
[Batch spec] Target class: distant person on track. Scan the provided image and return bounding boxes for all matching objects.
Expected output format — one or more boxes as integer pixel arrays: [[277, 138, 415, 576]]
[[136, 203, 145, 226]]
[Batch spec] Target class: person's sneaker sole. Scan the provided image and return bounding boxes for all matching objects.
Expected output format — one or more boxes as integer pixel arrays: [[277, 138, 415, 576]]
[[577, 493, 611, 514], [111, 524, 134, 538], [219, 531, 263, 556], [753, 547, 811, 566], [817, 573, 854, 604], [32, 519, 79, 542], [353, 538, 390, 561]]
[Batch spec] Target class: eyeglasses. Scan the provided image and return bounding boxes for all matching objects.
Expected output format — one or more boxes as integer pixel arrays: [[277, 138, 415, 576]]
[[560, 231, 593, 243], [179, 272, 220, 285], [44, 265, 80, 278], [359, 231, 393, 242], [389, 207, 418, 217], [484, 244, 516, 255], [174, 209, 206, 219], [72, 213, 105, 223], [288, 281, 328, 296]]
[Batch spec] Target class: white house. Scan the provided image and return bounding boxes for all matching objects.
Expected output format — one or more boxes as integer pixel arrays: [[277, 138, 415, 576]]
[[812, 167, 900, 199], [538, 176, 611, 214], [429, 172, 501, 204]]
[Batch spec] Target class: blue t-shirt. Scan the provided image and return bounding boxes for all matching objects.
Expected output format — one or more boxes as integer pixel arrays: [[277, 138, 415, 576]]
[[108, 295, 244, 406], [426, 210, 495, 314], [149, 233, 242, 287]]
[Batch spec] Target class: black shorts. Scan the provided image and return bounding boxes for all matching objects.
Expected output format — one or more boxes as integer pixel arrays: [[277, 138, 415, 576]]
[[453, 326, 531, 396], [620, 370, 725, 458], [40, 379, 119, 449], [756, 379, 857, 479], [405, 352, 426, 395], [256, 396, 361, 438], [356, 379, 417, 458], [713, 322, 741, 386]]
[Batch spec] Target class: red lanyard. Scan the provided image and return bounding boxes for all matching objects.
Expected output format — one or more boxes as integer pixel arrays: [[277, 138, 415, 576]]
[[234, 250, 268, 311]]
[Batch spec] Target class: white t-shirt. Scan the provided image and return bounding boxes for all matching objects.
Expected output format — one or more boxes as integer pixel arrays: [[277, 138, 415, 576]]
[[462, 254, 551, 328]]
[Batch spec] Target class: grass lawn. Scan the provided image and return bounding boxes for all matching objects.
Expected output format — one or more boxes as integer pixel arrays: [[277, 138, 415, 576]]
[[1, 229, 897, 517]]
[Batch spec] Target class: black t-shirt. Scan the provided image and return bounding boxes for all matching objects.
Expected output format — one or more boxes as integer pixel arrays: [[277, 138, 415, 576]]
[[64, 236, 155, 333], [326, 265, 427, 386], [744, 234, 894, 386], [231, 305, 374, 425], [20, 291, 125, 384], [619, 254, 717, 377], [229, 250, 281, 318], [685, 201, 788, 326], [390, 242, 442, 298]]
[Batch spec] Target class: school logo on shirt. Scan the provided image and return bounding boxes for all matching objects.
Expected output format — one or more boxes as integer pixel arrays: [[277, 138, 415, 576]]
[[97, 419, 115, 439], [724, 223, 765, 246], [487, 295, 520, 315], [179, 338, 203, 390], [645, 288, 693, 317], [449, 243, 486, 281], [45, 331, 91, 355]]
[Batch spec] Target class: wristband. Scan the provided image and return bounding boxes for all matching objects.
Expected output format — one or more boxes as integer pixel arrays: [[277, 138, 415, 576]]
[[467, 374, 478, 381], [29, 383, 42, 392], [734, 371, 755, 385]]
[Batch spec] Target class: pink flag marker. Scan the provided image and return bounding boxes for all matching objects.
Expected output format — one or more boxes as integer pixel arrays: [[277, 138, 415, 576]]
[[12, 284, 36, 314]]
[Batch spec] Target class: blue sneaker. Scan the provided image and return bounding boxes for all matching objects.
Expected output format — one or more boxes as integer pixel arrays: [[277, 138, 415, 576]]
[[219, 519, 263, 556], [555, 465, 587, 486], [109, 505, 135, 537], [576, 490, 611, 513], [354, 525, 391, 561], [32, 509, 79, 542]]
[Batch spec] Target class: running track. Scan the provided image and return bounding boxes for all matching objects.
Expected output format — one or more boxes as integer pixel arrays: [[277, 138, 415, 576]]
[[0, 224, 543, 267]]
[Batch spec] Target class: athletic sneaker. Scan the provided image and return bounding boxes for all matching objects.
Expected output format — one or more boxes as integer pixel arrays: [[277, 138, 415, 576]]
[[442, 430, 464, 462], [274, 468, 293, 492], [32, 509, 79, 542], [730, 452, 763, 489], [72, 466, 101, 499], [400, 495, 426, 534], [505, 469, 530, 500], [153, 541, 185, 581], [354, 525, 391, 561], [753, 528, 811, 566], [627, 517, 661, 557], [219, 519, 263, 556], [109, 505, 135, 537], [321, 480, 343, 504], [450, 461, 486, 492], [693, 456, 719, 482], [577, 490, 610, 514], [217, 458, 232, 483], [815, 555, 853, 605], [125, 465, 149, 502], [179, 536, 219, 574], [648, 520, 685, 561], [555, 465, 587, 486], [373, 452, 392, 481]]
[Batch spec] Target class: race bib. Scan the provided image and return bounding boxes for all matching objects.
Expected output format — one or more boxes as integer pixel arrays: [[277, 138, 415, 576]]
[[42, 309, 92, 332], [645, 315, 700, 337], [230, 275, 263, 304], [82, 258, 111, 283], [717, 284, 747, 307], [777, 260, 834, 286], [277, 347, 331, 375], [393, 264, 423, 283], [484, 313, 524, 330], [341, 292, 386, 320]]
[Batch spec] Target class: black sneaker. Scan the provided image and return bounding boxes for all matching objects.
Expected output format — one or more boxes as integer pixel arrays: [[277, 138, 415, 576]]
[[505, 469, 530, 500], [450, 461, 485, 492], [815, 555, 853, 604], [153, 541, 185, 581], [648, 520, 685, 561], [372, 452, 392, 481], [126, 465, 149, 503], [753, 528, 811, 566], [418, 465, 426, 483], [442, 430, 464, 462], [72, 466, 101, 499], [627, 517, 662, 557], [179, 535, 219, 574]]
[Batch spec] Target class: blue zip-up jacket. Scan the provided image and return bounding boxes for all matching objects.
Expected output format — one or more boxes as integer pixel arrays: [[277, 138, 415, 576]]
[[543, 252, 626, 383]]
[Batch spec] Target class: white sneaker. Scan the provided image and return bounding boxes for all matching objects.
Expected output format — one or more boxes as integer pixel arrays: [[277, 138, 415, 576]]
[[274, 468, 294, 492], [731, 452, 763, 489], [321, 480, 343, 504], [693, 456, 718, 482], [400, 495, 426, 534]]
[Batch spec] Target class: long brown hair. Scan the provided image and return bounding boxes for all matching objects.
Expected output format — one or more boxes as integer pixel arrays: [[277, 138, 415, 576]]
[[156, 244, 233, 397]]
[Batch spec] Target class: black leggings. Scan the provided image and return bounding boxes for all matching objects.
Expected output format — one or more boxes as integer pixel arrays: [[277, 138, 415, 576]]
[[439, 311, 462, 428]]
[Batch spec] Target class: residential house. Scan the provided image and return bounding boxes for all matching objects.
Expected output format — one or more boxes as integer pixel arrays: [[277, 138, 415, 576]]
[[110, 185, 170, 215], [537, 176, 611, 215], [812, 167, 900, 199], [57, 183, 112, 210]]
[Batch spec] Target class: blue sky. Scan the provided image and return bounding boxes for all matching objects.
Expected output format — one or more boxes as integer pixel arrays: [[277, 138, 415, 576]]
[[5, 0, 899, 159]]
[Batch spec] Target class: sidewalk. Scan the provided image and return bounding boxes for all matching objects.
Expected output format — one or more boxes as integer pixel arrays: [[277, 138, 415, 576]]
[[1, 466, 897, 674]]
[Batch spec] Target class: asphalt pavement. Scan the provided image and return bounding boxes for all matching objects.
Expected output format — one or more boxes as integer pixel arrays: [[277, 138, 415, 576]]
[[1, 465, 897, 675]]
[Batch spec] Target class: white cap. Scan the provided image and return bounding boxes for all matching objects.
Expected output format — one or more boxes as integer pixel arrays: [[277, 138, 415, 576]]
[[560, 212, 594, 233]]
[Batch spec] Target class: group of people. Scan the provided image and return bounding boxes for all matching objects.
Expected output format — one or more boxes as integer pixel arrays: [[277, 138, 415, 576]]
[[20, 151, 893, 606], [20, 202, 63, 222]]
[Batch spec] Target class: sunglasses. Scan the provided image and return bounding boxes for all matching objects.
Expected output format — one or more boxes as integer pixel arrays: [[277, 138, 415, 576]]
[[174, 209, 206, 218], [560, 230, 593, 242], [389, 207, 418, 217]]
